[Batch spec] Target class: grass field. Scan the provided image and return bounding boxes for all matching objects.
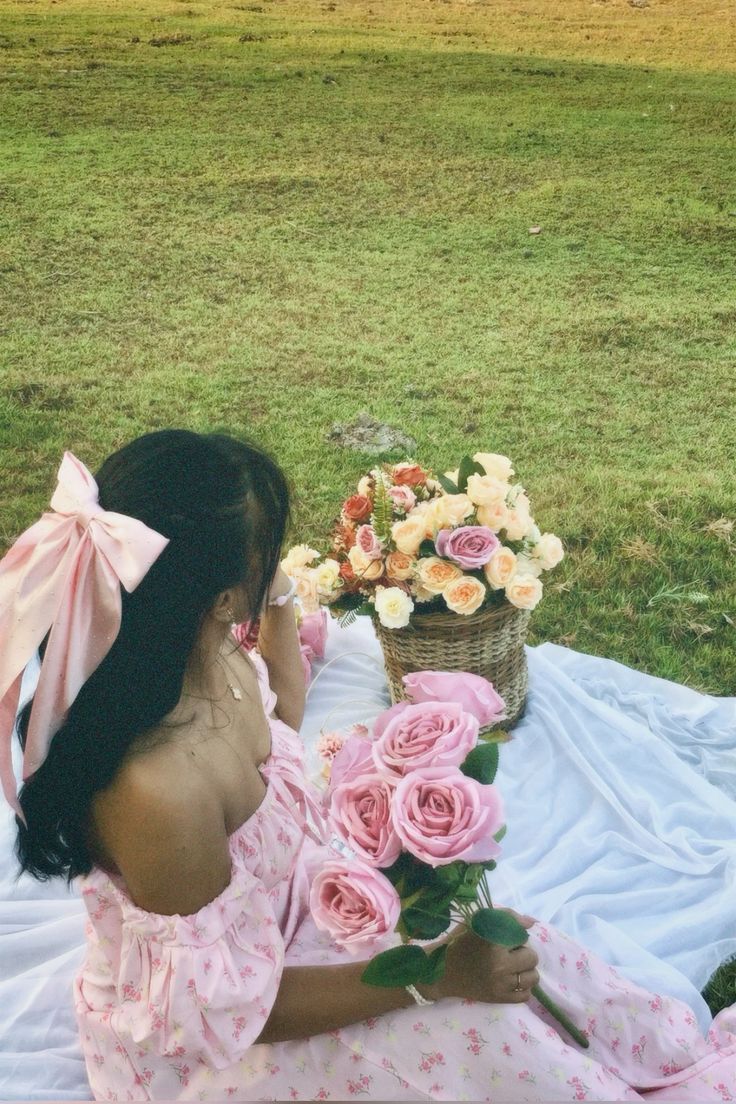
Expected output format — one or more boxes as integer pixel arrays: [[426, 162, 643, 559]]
[[0, 0, 735, 1009]]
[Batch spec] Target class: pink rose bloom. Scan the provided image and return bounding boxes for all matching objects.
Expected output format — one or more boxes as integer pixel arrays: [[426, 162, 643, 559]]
[[372, 700, 411, 740], [372, 700, 479, 779], [387, 485, 417, 513], [392, 766, 505, 867], [355, 524, 383, 561], [299, 608, 328, 659], [326, 733, 374, 801], [310, 859, 400, 954], [435, 526, 500, 569], [402, 671, 506, 727], [330, 773, 402, 868]]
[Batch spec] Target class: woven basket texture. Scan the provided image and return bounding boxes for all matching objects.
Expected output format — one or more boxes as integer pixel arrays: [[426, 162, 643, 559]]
[[371, 600, 531, 731]]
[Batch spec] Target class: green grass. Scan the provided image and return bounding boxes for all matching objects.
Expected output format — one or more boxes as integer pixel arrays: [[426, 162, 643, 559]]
[[0, 0, 735, 997]]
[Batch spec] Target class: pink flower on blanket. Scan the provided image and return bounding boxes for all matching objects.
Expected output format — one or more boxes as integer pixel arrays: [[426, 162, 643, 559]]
[[372, 700, 479, 779], [401, 670, 506, 727]]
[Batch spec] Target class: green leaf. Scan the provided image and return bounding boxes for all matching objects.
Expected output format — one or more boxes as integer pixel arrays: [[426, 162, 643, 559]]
[[493, 825, 507, 844], [437, 474, 458, 494], [402, 905, 452, 940], [471, 907, 530, 947], [460, 742, 500, 785], [455, 882, 481, 902], [361, 944, 428, 988], [433, 861, 466, 892], [478, 728, 510, 744], [456, 456, 485, 493], [420, 944, 448, 986]]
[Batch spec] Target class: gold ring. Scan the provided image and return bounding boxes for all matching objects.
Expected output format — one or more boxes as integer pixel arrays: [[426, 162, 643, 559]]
[[513, 971, 524, 992]]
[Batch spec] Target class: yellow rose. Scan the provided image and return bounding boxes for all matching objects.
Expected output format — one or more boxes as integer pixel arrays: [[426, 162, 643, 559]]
[[411, 500, 439, 540], [443, 575, 487, 615], [466, 474, 509, 508], [374, 585, 414, 629], [348, 545, 384, 581], [416, 556, 464, 595], [505, 573, 543, 610], [473, 452, 515, 481], [431, 493, 474, 530], [385, 551, 416, 581], [476, 500, 509, 533], [391, 514, 427, 556], [532, 533, 565, 571], [483, 546, 518, 590], [282, 543, 320, 574], [294, 569, 320, 613]]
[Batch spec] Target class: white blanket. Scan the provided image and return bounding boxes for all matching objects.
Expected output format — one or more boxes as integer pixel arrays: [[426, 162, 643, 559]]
[[1, 619, 735, 1101]]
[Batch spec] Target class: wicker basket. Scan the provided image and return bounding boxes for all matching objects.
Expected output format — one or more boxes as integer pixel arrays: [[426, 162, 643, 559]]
[[371, 600, 531, 732]]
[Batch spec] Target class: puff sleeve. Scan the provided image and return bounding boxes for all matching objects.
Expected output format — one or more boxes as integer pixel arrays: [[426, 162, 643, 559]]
[[108, 867, 285, 1070]]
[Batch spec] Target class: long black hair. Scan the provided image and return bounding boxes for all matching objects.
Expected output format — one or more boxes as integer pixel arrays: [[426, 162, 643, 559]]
[[14, 429, 291, 883]]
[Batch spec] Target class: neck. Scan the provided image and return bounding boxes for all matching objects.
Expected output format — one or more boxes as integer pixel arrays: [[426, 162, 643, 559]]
[[182, 617, 231, 700]]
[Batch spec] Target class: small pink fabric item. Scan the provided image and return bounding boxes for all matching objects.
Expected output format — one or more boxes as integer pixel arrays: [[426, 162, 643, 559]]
[[0, 451, 169, 821]]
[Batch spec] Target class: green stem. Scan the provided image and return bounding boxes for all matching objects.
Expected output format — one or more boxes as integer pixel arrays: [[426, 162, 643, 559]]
[[532, 985, 590, 1049]]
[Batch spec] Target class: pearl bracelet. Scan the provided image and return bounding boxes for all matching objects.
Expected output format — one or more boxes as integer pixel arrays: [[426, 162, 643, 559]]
[[405, 984, 435, 1007], [267, 577, 297, 607]]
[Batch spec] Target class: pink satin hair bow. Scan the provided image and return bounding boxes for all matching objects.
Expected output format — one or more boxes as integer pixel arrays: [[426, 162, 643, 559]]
[[0, 452, 169, 823]]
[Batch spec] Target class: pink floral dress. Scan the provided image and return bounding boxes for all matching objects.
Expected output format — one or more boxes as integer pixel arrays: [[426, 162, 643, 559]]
[[75, 653, 736, 1102]]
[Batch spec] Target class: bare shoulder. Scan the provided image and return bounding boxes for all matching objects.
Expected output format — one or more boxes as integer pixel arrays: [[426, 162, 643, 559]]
[[92, 759, 232, 916]]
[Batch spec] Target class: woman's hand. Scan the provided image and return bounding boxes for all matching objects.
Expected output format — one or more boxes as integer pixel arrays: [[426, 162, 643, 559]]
[[431, 909, 540, 1005]]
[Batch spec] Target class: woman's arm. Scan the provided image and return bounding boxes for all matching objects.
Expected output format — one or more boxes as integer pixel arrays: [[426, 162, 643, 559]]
[[256, 575, 306, 732]]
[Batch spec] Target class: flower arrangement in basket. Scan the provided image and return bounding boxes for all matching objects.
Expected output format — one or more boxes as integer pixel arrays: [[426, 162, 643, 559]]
[[310, 670, 588, 1049], [282, 451, 564, 726]]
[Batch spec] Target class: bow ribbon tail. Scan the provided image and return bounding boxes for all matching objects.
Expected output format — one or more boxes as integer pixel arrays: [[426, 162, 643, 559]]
[[0, 674, 25, 823]]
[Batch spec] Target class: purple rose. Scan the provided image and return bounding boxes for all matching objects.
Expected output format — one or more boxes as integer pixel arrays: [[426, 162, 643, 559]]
[[435, 526, 500, 569]]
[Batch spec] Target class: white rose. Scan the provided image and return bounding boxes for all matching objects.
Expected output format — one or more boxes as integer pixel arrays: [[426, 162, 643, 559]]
[[374, 585, 414, 629], [466, 473, 509, 508], [473, 452, 515, 481], [282, 543, 320, 574], [505, 573, 543, 611], [514, 553, 543, 579], [444, 469, 460, 484], [357, 475, 374, 497], [532, 533, 565, 571], [483, 546, 518, 590]]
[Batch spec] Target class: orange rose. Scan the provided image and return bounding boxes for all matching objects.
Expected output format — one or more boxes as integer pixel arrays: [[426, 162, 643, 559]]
[[385, 551, 415, 581], [392, 463, 428, 486], [343, 493, 373, 522]]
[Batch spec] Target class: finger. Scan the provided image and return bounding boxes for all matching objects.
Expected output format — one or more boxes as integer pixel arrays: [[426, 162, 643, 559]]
[[506, 947, 539, 972], [497, 906, 537, 929], [509, 968, 540, 993]]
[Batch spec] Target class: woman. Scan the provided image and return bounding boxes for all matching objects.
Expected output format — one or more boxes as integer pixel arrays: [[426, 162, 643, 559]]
[[3, 428, 736, 1102]]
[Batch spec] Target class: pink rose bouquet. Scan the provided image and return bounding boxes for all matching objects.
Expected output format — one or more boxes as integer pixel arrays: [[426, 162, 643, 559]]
[[310, 670, 588, 1049], [281, 451, 564, 630]]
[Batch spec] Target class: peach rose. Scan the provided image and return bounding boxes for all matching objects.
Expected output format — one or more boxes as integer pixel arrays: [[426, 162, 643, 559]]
[[282, 543, 320, 575], [476, 500, 509, 533], [473, 452, 515, 481], [483, 546, 518, 590], [385, 550, 415, 581], [442, 575, 487, 615], [348, 545, 384, 581], [294, 568, 320, 613], [504, 506, 535, 541], [391, 514, 427, 556], [505, 573, 543, 610], [416, 556, 464, 595], [466, 473, 509, 509]]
